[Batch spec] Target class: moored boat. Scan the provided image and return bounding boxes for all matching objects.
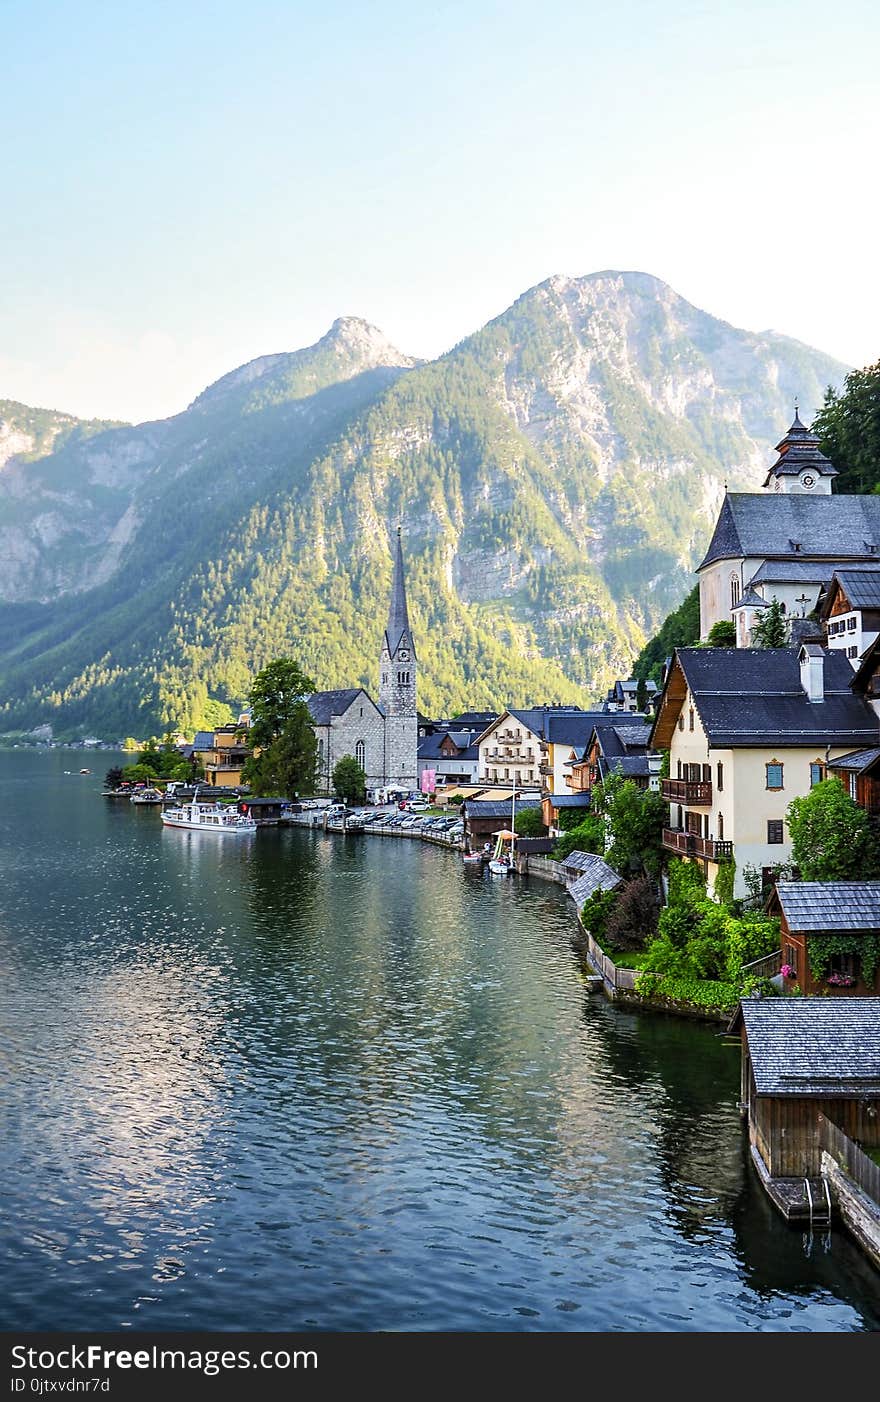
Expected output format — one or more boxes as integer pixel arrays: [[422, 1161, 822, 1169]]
[[130, 787, 164, 804], [161, 800, 257, 833]]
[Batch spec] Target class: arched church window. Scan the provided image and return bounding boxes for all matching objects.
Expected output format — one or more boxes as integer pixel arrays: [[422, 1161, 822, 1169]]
[[730, 574, 741, 609], [355, 740, 365, 769]]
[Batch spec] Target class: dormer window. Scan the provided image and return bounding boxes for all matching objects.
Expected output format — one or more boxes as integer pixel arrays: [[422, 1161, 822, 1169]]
[[789, 540, 802, 553]]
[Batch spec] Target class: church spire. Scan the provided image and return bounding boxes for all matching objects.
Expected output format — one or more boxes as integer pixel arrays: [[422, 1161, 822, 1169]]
[[762, 406, 837, 495], [384, 525, 415, 658]]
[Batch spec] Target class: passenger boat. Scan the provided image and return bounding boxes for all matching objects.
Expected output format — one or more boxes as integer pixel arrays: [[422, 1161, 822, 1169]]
[[161, 800, 257, 833], [488, 781, 519, 875]]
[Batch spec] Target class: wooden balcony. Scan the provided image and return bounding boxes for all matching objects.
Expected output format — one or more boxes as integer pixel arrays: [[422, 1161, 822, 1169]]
[[661, 778, 712, 805], [662, 827, 733, 862]]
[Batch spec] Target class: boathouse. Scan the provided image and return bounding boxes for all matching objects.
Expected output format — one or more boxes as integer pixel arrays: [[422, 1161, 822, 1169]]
[[767, 881, 880, 995]]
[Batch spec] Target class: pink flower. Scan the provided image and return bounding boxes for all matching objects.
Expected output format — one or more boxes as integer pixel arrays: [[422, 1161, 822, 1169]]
[[780, 963, 796, 979]]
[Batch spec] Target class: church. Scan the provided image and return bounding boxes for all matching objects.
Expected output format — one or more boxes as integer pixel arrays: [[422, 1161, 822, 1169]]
[[698, 410, 880, 650], [306, 529, 419, 793]]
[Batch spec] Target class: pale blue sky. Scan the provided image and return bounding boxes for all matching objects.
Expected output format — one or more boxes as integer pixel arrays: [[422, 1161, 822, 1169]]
[[1, 0, 877, 421]]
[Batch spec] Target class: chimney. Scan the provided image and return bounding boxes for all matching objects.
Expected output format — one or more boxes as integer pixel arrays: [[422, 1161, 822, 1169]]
[[799, 644, 825, 703]]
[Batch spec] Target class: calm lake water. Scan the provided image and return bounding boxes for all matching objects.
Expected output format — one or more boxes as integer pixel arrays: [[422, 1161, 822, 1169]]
[[2, 749, 879, 1332]]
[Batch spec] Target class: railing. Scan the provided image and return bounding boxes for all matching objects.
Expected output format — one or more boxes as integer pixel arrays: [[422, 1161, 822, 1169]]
[[819, 1114, 880, 1209], [662, 827, 734, 861], [661, 778, 712, 804], [741, 949, 782, 980], [581, 924, 638, 992]]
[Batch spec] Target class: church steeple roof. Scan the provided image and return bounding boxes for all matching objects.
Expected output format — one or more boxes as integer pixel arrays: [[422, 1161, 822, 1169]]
[[762, 405, 838, 488], [384, 527, 415, 657]]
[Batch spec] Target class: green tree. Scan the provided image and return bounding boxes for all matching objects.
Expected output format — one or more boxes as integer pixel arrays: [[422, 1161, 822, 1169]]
[[706, 620, 736, 646], [332, 754, 366, 806], [751, 598, 787, 648], [243, 657, 318, 798], [597, 773, 667, 878], [636, 677, 648, 713], [553, 814, 605, 860], [786, 778, 880, 881], [604, 875, 659, 951], [514, 807, 547, 838], [812, 359, 880, 495], [104, 766, 125, 789]]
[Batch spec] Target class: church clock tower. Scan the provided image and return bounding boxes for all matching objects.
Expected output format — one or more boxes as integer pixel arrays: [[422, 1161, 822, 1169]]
[[762, 408, 838, 495], [378, 527, 418, 788]]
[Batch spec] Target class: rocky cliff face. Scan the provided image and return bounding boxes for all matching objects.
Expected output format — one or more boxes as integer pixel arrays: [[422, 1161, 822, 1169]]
[[0, 275, 848, 736]]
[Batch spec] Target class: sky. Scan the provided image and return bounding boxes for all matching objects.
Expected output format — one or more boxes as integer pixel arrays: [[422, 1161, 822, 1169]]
[[1, 0, 878, 424]]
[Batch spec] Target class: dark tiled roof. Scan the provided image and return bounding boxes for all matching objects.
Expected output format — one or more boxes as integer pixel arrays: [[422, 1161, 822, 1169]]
[[774, 881, 880, 932], [546, 793, 592, 808], [570, 855, 623, 906], [738, 998, 880, 1097], [673, 647, 878, 748], [504, 706, 606, 742], [463, 797, 541, 818], [699, 494, 880, 570], [600, 755, 650, 778], [417, 734, 447, 760], [192, 731, 215, 750], [306, 688, 368, 725], [613, 724, 652, 749], [545, 712, 620, 747]]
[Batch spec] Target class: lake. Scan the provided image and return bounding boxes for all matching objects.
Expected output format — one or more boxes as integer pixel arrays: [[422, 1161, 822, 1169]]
[[1, 749, 879, 1331]]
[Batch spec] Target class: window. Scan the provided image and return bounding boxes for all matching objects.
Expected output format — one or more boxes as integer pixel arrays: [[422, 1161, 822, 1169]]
[[678, 714, 684, 731], [847, 616, 856, 631], [785, 944, 798, 970], [397, 670, 410, 685], [382, 672, 388, 685], [767, 819, 784, 844], [688, 708, 694, 732], [848, 645, 859, 659], [318, 738, 325, 770], [810, 762, 824, 788], [730, 575, 741, 609], [718, 812, 724, 840], [765, 762, 783, 790], [828, 951, 858, 983], [717, 762, 723, 792], [355, 740, 365, 769]]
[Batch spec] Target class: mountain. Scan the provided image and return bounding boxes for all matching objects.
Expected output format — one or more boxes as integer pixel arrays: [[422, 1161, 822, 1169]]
[[0, 275, 848, 738]]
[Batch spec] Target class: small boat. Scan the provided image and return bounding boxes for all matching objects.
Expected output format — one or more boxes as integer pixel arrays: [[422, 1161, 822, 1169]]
[[161, 800, 257, 833], [462, 850, 484, 865], [130, 787, 164, 804], [79, 768, 91, 774]]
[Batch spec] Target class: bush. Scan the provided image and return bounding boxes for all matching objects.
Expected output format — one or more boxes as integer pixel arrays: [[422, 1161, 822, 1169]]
[[514, 807, 547, 838], [581, 886, 619, 943], [604, 875, 658, 951], [553, 815, 605, 861], [635, 971, 740, 1013]]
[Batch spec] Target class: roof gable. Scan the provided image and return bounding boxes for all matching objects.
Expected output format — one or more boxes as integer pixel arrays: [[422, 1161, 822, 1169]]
[[738, 998, 880, 1097], [699, 494, 880, 570]]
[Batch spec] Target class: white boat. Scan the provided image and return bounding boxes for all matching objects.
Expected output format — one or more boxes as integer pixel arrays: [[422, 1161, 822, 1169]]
[[161, 800, 257, 833], [488, 781, 518, 875]]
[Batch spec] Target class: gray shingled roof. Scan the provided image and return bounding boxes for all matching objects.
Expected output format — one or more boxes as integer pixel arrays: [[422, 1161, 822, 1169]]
[[774, 881, 880, 932], [569, 855, 623, 907], [601, 755, 650, 778], [672, 647, 878, 747], [561, 850, 600, 873], [738, 998, 880, 1098], [699, 494, 880, 570], [748, 558, 856, 585], [546, 793, 592, 808], [613, 724, 652, 748], [830, 568, 880, 611], [192, 731, 215, 750], [827, 747, 880, 774], [306, 688, 368, 725]]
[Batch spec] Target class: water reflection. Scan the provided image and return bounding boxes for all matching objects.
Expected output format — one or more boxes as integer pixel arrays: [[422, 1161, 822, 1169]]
[[1, 751, 879, 1331]]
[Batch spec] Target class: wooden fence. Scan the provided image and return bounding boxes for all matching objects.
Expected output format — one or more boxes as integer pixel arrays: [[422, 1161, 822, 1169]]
[[579, 920, 638, 993], [741, 950, 782, 980], [819, 1114, 880, 1209]]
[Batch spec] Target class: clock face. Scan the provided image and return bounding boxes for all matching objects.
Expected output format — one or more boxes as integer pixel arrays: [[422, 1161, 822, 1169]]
[[398, 649, 409, 661], [801, 473, 816, 490]]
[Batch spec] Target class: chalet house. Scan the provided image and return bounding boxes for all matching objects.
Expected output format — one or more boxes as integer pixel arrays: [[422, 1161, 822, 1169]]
[[570, 719, 660, 793], [698, 412, 880, 644], [604, 678, 658, 713], [768, 882, 880, 996], [417, 729, 480, 788], [476, 706, 595, 790], [819, 566, 880, 667], [192, 723, 251, 788], [731, 999, 880, 1228], [649, 645, 878, 899]]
